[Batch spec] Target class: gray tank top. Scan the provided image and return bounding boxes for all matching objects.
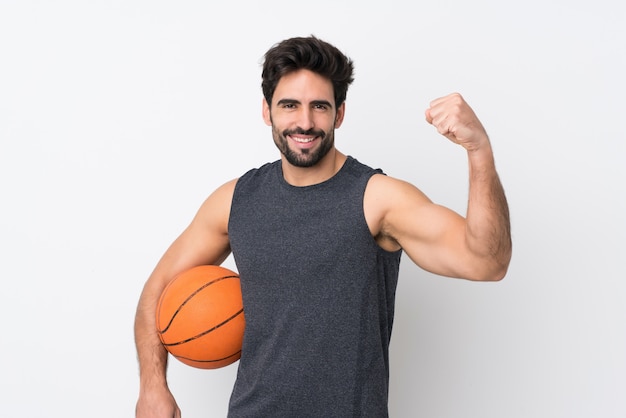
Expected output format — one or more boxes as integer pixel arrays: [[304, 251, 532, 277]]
[[227, 156, 402, 417]]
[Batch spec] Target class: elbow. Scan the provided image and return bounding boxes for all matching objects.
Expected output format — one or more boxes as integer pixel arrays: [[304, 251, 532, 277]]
[[466, 265, 508, 282], [483, 263, 509, 282], [484, 252, 512, 281], [472, 239, 512, 282], [467, 251, 512, 282]]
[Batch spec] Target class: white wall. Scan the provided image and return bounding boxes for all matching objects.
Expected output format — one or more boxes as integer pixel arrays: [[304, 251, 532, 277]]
[[1, 1, 624, 417]]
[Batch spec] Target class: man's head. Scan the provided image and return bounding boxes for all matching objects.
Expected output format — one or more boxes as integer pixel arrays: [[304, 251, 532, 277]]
[[261, 36, 354, 110], [261, 36, 354, 168]]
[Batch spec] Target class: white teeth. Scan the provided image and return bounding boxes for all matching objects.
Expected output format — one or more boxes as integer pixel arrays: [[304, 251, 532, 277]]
[[291, 137, 315, 143]]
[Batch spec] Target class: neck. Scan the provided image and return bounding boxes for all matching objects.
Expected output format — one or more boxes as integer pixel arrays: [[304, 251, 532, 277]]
[[281, 148, 347, 187]]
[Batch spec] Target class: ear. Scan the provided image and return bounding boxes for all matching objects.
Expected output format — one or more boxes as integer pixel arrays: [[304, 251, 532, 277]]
[[334, 102, 346, 128], [262, 98, 272, 126]]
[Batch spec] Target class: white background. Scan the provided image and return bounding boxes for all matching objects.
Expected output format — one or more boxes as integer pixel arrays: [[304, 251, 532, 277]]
[[1, 1, 624, 417]]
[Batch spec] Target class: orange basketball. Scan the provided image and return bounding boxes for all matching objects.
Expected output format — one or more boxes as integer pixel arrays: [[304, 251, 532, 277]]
[[156, 265, 245, 369]]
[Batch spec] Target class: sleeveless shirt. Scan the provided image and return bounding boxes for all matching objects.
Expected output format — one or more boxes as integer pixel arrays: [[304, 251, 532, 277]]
[[227, 156, 402, 417]]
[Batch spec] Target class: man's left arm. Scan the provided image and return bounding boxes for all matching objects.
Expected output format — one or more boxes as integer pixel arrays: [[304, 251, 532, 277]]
[[425, 93, 512, 280], [369, 93, 511, 281]]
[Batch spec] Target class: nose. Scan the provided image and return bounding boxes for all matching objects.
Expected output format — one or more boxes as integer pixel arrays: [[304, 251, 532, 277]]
[[296, 108, 315, 131]]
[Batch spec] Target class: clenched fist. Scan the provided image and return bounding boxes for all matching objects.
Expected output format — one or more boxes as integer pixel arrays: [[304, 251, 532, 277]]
[[425, 93, 490, 153]]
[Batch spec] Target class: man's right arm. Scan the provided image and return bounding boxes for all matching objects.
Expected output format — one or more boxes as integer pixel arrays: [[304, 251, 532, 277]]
[[134, 179, 237, 418]]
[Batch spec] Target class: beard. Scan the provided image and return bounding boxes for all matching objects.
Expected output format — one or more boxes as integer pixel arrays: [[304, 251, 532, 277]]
[[271, 125, 335, 168]]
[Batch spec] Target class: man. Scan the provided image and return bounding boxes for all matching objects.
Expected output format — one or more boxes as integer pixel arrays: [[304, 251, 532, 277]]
[[135, 36, 511, 417]]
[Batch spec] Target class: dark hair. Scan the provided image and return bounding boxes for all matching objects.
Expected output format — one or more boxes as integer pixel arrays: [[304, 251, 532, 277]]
[[261, 36, 355, 109]]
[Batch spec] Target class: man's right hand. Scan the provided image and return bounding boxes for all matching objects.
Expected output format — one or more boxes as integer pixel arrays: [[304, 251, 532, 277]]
[[136, 386, 181, 418]]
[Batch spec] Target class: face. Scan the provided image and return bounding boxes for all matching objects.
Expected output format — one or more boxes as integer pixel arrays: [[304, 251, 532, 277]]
[[263, 69, 345, 168]]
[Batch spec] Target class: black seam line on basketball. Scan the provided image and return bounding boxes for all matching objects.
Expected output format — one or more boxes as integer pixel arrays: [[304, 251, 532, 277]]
[[157, 275, 239, 334], [162, 308, 244, 346], [175, 350, 242, 363]]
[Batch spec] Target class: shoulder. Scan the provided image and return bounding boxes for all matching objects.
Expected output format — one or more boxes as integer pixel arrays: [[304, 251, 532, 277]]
[[209, 178, 239, 203], [198, 160, 278, 223], [194, 178, 238, 227], [235, 161, 280, 185], [365, 174, 431, 211], [165, 178, 239, 267], [342, 156, 382, 178], [364, 174, 432, 250]]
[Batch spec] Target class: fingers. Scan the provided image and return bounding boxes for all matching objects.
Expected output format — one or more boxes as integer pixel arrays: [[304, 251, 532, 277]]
[[424, 92, 488, 150], [426, 92, 465, 124], [424, 108, 433, 125], [426, 95, 459, 139]]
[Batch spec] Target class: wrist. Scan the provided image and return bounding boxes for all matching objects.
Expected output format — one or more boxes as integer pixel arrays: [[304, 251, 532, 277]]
[[467, 146, 499, 184], [138, 365, 169, 391]]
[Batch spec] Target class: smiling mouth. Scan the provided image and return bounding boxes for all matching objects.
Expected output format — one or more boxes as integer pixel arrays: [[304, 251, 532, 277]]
[[284, 128, 326, 144], [289, 135, 318, 143]]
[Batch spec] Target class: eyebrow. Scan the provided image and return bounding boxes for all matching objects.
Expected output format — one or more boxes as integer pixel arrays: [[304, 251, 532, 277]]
[[276, 98, 334, 108]]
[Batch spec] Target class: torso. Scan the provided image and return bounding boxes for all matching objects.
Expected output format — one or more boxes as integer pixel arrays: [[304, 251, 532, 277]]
[[226, 155, 401, 417]]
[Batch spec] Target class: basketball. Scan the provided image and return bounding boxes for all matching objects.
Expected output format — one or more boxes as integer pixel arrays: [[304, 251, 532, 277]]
[[156, 265, 245, 369]]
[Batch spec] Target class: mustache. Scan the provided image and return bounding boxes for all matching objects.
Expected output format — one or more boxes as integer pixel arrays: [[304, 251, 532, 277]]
[[283, 127, 326, 138]]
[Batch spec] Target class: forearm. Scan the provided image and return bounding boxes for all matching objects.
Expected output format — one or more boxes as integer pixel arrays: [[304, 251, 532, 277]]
[[134, 280, 170, 390], [135, 285, 181, 417], [465, 144, 512, 280]]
